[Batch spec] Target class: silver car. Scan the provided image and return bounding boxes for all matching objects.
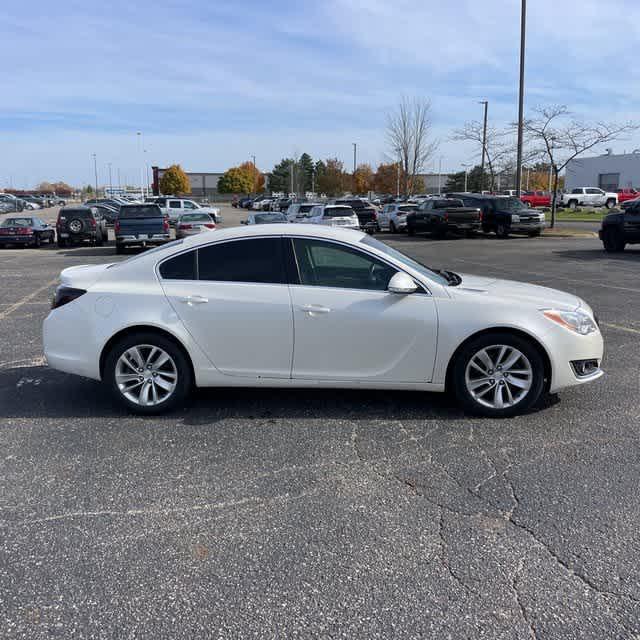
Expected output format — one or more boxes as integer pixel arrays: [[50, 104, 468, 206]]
[[286, 202, 320, 223], [175, 213, 216, 238], [242, 212, 288, 225], [378, 203, 419, 233]]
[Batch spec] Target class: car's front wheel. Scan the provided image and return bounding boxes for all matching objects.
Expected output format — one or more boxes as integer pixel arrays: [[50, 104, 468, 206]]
[[452, 332, 545, 418], [104, 332, 193, 415], [602, 228, 626, 252]]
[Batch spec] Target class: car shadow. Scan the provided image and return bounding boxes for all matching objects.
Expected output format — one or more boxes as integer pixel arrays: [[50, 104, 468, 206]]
[[553, 248, 640, 261], [0, 365, 558, 422]]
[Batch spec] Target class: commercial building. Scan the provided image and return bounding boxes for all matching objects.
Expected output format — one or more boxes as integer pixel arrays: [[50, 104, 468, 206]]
[[152, 167, 224, 199], [416, 173, 455, 194], [565, 151, 640, 191]]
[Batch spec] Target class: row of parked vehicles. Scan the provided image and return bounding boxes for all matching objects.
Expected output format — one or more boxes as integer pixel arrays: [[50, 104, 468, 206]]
[[0, 192, 67, 212]]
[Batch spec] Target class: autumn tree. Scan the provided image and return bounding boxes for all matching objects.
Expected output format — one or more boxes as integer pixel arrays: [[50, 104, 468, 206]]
[[386, 97, 438, 196], [238, 161, 265, 193], [316, 158, 347, 196], [374, 162, 401, 194], [353, 163, 374, 194], [217, 166, 254, 194], [159, 164, 191, 195], [524, 105, 638, 226]]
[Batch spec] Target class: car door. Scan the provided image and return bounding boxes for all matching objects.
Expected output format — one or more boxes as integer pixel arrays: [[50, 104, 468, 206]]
[[167, 200, 183, 222], [624, 203, 640, 241], [159, 237, 293, 378], [288, 237, 438, 382], [585, 188, 600, 206]]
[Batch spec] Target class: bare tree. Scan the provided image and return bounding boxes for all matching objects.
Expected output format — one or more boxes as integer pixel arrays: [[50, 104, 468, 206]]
[[524, 105, 638, 227], [386, 97, 438, 195]]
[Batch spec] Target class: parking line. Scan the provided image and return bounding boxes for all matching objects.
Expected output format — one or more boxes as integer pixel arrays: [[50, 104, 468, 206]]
[[0, 279, 57, 321], [602, 322, 640, 335]]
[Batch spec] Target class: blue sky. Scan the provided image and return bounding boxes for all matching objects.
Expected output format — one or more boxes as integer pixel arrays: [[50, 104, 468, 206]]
[[2, 0, 640, 188]]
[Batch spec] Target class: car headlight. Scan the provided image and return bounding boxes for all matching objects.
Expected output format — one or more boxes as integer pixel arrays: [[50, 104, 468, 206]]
[[543, 309, 598, 335], [512, 214, 520, 222]]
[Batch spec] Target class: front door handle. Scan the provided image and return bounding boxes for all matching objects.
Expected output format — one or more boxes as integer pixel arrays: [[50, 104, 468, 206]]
[[180, 295, 209, 306], [300, 304, 331, 315]]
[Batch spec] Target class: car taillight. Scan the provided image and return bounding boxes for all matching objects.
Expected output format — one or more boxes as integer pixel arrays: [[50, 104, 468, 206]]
[[114, 220, 120, 232], [163, 219, 170, 231], [204, 223, 215, 229], [478, 211, 483, 221], [51, 286, 86, 309], [443, 213, 449, 222], [178, 223, 192, 229], [17, 227, 34, 235], [89, 218, 96, 228]]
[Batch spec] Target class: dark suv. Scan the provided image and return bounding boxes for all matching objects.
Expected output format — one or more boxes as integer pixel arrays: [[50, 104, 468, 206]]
[[599, 199, 640, 252], [56, 206, 107, 247], [451, 194, 546, 238], [334, 199, 378, 234]]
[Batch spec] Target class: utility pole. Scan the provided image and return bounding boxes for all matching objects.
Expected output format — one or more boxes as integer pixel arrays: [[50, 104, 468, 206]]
[[117, 168, 121, 192], [479, 101, 488, 192], [137, 132, 144, 199], [290, 160, 294, 196], [437, 156, 443, 195], [515, 0, 527, 197], [108, 162, 113, 196], [396, 160, 400, 198], [352, 142, 357, 193], [311, 166, 315, 195], [462, 163, 471, 192], [92, 153, 98, 196]]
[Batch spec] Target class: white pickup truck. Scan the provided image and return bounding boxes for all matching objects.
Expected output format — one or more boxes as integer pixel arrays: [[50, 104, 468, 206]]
[[560, 188, 618, 210], [155, 197, 222, 225]]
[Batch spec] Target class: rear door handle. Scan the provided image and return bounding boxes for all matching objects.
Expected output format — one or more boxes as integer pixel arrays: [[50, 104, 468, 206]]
[[180, 295, 209, 306], [300, 304, 331, 315]]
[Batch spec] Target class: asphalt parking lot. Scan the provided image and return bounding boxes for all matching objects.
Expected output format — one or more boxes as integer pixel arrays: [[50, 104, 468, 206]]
[[1, 205, 640, 638]]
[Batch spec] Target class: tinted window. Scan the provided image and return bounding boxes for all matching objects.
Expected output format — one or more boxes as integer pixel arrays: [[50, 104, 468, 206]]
[[64, 208, 93, 218], [293, 238, 395, 291], [155, 198, 167, 206], [198, 238, 285, 284], [298, 204, 314, 214], [254, 213, 286, 223], [398, 205, 418, 212], [169, 201, 182, 209], [119, 205, 162, 218], [159, 250, 197, 280], [2, 218, 33, 226], [571, 188, 582, 194], [323, 207, 354, 218]]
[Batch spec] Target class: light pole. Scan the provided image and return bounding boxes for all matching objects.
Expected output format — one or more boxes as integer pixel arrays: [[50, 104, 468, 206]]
[[437, 156, 443, 195], [136, 132, 144, 199], [108, 162, 113, 196], [117, 168, 121, 192], [462, 163, 471, 192], [311, 166, 315, 195], [352, 142, 357, 193], [479, 100, 488, 192], [92, 153, 98, 196], [396, 160, 400, 198], [515, 0, 527, 197]]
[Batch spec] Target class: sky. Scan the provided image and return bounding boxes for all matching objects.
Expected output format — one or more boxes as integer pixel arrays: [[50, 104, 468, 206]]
[[2, 0, 640, 188]]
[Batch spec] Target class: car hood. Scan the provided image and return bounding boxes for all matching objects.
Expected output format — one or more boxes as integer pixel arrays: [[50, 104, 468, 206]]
[[59, 263, 113, 289], [451, 273, 583, 311]]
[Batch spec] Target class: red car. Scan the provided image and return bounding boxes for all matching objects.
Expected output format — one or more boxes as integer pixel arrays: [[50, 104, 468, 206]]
[[520, 191, 551, 208], [616, 188, 640, 203]]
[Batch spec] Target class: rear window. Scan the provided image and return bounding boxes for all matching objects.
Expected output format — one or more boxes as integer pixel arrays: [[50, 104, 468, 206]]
[[324, 207, 354, 218], [398, 205, 418, 212], [62, 208, 93, 218], [254, 213, 286, 223], [180, 213, 212, 222], [298, 204, 315, 213], [2, 218, 33, 226], [119, 205, 162, 218]]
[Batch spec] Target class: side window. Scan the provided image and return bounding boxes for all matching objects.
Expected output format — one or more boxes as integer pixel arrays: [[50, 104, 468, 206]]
[[183, 201, 196, 209], [168, 200, 182, 209], [198, 238, 285, 284], [292, 238, 396, 291], [159, 250, 197, 280], [571, 188, 582, 194], [156, 198, 166, 207]]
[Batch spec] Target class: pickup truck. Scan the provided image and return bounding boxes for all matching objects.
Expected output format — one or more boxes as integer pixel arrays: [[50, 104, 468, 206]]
[[520, 191, 551, 208], [560, 188, 617, 210], [406, 198, 482, 238], [334, 198, 378, 234], [616, 188, 640, 203], [155, 197, 221, 225], [114, 204, 170, 254], [599, 199, 640, 252]]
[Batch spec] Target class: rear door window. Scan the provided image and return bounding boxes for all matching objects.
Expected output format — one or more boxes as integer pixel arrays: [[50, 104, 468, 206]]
[[159, 250, 197, 280]]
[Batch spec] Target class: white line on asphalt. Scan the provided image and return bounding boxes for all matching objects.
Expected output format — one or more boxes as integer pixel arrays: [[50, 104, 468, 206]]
[[601, 323, 640, 335], [0, 279, 57, 321], [0, 356, 46, 369]]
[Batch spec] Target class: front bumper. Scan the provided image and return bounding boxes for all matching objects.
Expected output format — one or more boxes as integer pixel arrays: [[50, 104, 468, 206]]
[[510, 221, 545, 233]]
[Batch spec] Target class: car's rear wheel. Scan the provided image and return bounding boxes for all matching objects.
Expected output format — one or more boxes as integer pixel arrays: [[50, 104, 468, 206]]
[[390, 220, 397, 234], [57, 238, 67, 248], [115, 243, 125, 255], [495, 223, 510, 238], [104, 333, 192, 415], [605, 198, 616, 209], [602, 228, 626, 252], [568, 200, 578, 211], [452, 332, 545, 418], [407, 225, 415, 237]]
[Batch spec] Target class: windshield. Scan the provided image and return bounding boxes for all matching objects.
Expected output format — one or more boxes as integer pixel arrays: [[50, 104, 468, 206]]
[[2, 218, 33, 226], [255, 213, 286, 223], [398, 205, 418, 212], [360, 235, 450, 286], [495, 197, 528, 212], [324, 207, 354, 218], [180, 213, 212, 222], [119, 205, 162, 218]]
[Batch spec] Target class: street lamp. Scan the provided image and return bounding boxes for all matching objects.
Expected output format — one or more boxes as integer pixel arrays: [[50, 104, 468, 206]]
[[478, 101, 488, 192], [352, 142, 357, 193], [437, 156, 443, 194], [136, 132, 144, 199], [108, 162, 113, 196], [461, 163, 471, 192], [92, 153, 98, 197], [515, 0, 527, 197]]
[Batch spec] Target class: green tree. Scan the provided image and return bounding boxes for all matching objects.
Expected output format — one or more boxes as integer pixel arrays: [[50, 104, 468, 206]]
[[444, 165, 487, 193], [217, 167, 254, 194], [298, 153, 314, 192], [238, 161, 265, 192], [85, 184, 94, 195], [268, 158, 294, 193], [316, 158, 346, 196], [159, 164, 191, 195]]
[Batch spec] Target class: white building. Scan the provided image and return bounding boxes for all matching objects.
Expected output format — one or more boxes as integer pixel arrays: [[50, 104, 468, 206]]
[[565, 151, 640, 192]]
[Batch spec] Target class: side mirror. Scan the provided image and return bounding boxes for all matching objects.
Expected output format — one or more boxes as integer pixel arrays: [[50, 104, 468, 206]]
[[388, 272, 418, 294], [240, 220, 247, 225]]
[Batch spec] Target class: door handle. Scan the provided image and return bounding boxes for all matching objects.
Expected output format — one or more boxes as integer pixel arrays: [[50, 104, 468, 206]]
[[300, 304, 331, 315], [180, 295, 209, 306]]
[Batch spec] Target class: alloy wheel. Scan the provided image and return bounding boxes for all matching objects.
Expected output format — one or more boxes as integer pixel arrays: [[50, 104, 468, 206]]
[[115, 344, 178, 406], [464, 344, 533, 409]]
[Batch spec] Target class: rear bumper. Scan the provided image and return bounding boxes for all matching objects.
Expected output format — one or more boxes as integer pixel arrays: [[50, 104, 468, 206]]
[[0, 235, 36, 244], [116, 233, 170, 246]]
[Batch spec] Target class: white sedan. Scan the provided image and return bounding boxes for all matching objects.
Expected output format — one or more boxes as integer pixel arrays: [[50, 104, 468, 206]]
[[43, 225, 604, 417]]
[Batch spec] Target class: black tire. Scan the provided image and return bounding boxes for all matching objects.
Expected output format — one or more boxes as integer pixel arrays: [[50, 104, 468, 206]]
[[495, 223, 510, 238], [452, 332, 545, 418], [115, 243, 125, 255], [95, 231, 104, 247], [602, 228, 626, 252], [57, 238, 67, 248], [104, 332, 193, 415], [568, 200, 578, 211], [33, 234, 41, 248], [528, 230, 542, 237], [407, 225, 415, 237], [366, 228, 375, 235], [605, 198, 616, 210], [390, 220, 397, 234]]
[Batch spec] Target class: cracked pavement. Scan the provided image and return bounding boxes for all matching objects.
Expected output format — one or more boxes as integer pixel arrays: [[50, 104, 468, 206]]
[[1, 209, 640, 638]]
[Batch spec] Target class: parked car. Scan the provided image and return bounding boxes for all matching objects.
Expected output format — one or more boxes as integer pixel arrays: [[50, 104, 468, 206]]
[[242, 212, 288, 225], [304, 204, 360, 230], [520, 191, 551, 208], [93, 203, 120, 225], [453, 194, 545, 238], [286, 202, 321, 223], [560, 188, 618, 210], [155, 197, 221, 225], [238, 196, 253, 209], [0, 216, 55, 247], [599, 199, 640, 252], [272, 198, 292, 212], [0, 201, 15, 214], [0, 194, 25, 212], [334, 198, 378, 234], [22, 197, 42, 210], [43, 224, 604, 418], [616, 188, 640, 203], [251, 196, 276, 211], [56, 206, 107, 247], [406, 198, 482, 238], [175, 213, 216, 239], [115, 204, 170, 254], [620, 196, 640, 211], [377, 203, 418, 233]]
